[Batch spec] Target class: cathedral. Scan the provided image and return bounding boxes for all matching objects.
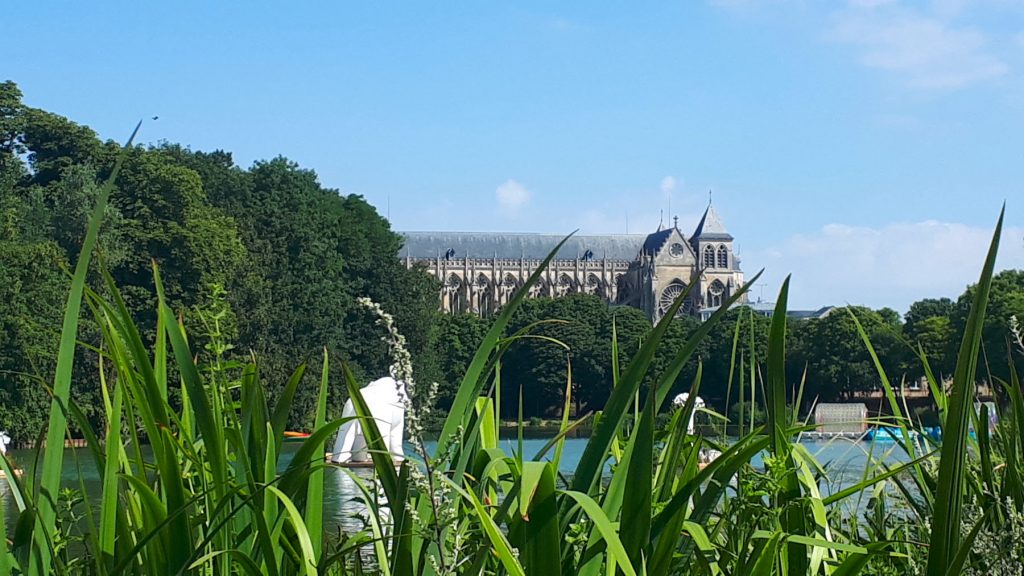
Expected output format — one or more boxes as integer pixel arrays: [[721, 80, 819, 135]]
[[400, 203, 746, 322]]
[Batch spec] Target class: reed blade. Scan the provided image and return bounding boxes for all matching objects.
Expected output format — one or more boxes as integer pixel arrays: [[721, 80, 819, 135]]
[[33, 121, 141, 575], [926, 207, 1003, 576]]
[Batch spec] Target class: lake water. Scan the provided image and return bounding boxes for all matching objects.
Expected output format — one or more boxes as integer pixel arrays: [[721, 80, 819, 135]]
[[2, 436, 909, 530]]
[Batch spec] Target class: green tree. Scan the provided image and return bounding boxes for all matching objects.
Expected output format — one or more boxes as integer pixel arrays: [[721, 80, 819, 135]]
[[427, 313, 489, 411], [902, 298, 956, 380], [0, 239, 66, 440], [790, 306, 903, 402], [953, 270, 1024, 383]]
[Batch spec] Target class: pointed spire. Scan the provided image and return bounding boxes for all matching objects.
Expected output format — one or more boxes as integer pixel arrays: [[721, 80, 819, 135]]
[[692, 199, 732, 240]]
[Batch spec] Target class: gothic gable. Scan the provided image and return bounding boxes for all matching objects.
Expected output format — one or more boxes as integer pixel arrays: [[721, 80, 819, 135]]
[[651, 228, 696, 266]]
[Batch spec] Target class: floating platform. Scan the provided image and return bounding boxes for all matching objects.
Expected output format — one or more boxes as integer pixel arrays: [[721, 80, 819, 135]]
[[798, 431, 868, 441]]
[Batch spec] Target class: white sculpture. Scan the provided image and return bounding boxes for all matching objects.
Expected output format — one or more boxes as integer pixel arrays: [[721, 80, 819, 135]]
[[672, 393, 705, 435], [330, 372, 407, 465], [0, 431, 9, 455]]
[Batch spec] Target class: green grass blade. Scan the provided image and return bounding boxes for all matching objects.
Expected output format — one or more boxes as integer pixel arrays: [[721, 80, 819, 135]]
[[570, 276, 697, 494], [99, 378, 124, 559], [516, 462, 561, 575], [476, 397, 498, 450], [926, 207, 1003, 576], [32, 121, 141, 575], [305, 348, 330, 560], [561, 490, 638, 576], [724, 311, 743, 437], [0, 463, 9, 575], [445, 475, 527, 576], [266, 486, 319, 576], [436, 233, 575, 458], [620, 380, 655, 571], [749, 532, 782, 576], [653, 271, 763, 411], [765, 276, 808, 575], [554, 355, 574, 470], [271, 364, 307, 450], [342, 364, 400, 505], [155, 428, 192, 574]]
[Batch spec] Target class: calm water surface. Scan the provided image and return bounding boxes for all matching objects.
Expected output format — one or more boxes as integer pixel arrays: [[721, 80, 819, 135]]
[[1, 436, 908, 531]]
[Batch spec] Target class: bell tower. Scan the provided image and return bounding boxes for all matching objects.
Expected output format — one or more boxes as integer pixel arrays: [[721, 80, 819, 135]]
[[691, 199, 744, 314]]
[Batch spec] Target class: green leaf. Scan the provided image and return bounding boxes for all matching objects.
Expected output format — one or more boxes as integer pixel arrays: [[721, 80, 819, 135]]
[[516, 462, 561, 575], [766, 276, 808, 575], [435, 233, 575, 459], [305, 349, 331, 559], [445, 475, 527, 576], [342, 364, 401, 507], [926, 207, 1003, 576], [33, 121, 141, 576], [620, 378, 655, 571], [561, 490, 638, 576], [271, 364, 307, 453]]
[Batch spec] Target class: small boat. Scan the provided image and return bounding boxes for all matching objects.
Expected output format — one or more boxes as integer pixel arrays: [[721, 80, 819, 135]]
[[865, 426, 916, 442]]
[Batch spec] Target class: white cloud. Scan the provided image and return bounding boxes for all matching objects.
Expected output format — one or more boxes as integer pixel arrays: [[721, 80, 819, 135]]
[[744, 220, 1024, 312], [495, 179, 532, 214], [660, 176, 677, 196], [827, 1, 1009, 89]]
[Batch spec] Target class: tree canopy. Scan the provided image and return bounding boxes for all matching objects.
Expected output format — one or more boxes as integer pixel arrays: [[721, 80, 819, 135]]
[[0, 81, 438, 439], [0, 79, 1021, 439]]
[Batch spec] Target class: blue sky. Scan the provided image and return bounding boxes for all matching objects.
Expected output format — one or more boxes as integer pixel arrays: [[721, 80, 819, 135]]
[[5, 0, 1024, 311]]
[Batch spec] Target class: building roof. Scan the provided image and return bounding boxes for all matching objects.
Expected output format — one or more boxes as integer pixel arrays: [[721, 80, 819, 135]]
[[400, 232, 646, 261], [788, 306, 836, 320], [692, 203, 733, 241], [642, 228, 674, 254], [737, 301, 834, 319]]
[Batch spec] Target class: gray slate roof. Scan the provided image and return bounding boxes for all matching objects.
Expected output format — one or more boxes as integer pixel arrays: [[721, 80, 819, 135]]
[[692, 204, 733, 240], [642, 229, 674, 254], [400, 232, 645, 261]]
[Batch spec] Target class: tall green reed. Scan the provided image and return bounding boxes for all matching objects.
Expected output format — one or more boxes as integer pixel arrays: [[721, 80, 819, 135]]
[[2, 129, 1020, 576]]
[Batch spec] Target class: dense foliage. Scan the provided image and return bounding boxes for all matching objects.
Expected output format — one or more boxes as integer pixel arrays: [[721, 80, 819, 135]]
[[0, 81, 438, 440], [431, 285, 1023, 419], [2, 78, 1023, 442], [4, 185, 1023, 575]]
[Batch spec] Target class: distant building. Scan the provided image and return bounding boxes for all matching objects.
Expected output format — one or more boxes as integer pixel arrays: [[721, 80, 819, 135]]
[[735, 301, 835, 321], [400, 203, 747, 322]]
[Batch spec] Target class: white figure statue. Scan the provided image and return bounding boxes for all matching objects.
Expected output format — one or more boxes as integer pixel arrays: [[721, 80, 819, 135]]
[[672, 393, 705, 435], [0, 431, 9, 455], [330, 370, 407, 464]]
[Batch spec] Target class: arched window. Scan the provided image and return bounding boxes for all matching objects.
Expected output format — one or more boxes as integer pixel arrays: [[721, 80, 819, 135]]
[[659, 280, 691, 318], [477, 274, 493, 316], [559, 273, 575, 295], [447, 274, 463, 313], [528, 278, 547, 298], [717, 245, 729, 268], [707, 280, 725, 308], [703, 245, 715, 268]]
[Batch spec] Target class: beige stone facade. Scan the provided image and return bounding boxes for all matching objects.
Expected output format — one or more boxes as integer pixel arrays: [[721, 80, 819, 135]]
[[401, 204, 746, 322]]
